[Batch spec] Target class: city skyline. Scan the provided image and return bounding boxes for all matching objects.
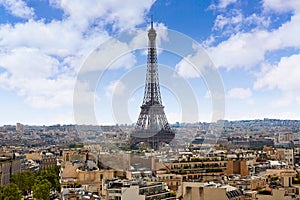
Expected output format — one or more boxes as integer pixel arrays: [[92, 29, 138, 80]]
[[1, 0, 300, 125]]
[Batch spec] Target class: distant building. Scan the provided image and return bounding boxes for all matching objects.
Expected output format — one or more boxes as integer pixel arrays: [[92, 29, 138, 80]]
[[249, 138, 274, 147], [16, 123, 24, 132], [283, 133, 294, 143]]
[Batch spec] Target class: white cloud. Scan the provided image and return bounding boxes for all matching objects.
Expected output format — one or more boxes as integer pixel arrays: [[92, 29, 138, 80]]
[[105, 80, 126, 97], [49, 0, 154, 31], [254, 54, 300, 91], [83, 39, 136, 72], [207, 13, 300, 70], [209, 0, 237, 10], [254, 54, 300, 108], [207, 31, 267, 69], [0, 47, 76, 108], [0, 47, 59, 78], [0, 73, 75, 108], [207, 0, 300, 71], [0, 0, 34, 19], [218, 0, 237, 9], [213, 10, 270, 35], [213, 10, 243, 31], [0, 0, 156, 113], [0, 20, 107, 57], [175, 57, 201, 78], [227, 87, 252, 99], [175, 43, 212, 78], [262, 0, 300, 13]]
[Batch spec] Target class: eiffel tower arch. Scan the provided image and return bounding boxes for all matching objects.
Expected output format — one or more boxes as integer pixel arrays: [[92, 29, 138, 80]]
[[129, 20, 175, 150]]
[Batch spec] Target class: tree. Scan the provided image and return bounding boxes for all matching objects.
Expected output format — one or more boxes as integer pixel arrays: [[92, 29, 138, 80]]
[[11, 167, 60, 197], [0, 183, 22, 200], [35, 168, 60, 191], [11, 172, 34, 195], [32, 179, 51, 200]]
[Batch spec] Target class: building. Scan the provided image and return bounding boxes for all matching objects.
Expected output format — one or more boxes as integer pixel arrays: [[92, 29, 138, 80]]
[[249, 138, 274, 147], [40, 153, 57, 170], [0, 160, 10, 187], [294, 147, 300, 165], [105, 179, 175, 200], [276, 148, 294, 165], [181, 182, 245, 200], [228, 176, 266, 191], [60, 161, 115, 197], [16, 123, 24, 132], [225, 160, 250, 177], [256, 188, 299, 200], [161, 159, 249, 181], [0, 156, 21, 187], [283, 133, 294, 143], [25, 152, 57, 170], [263, 169, 300, 200], [154, 173, 182, 192]]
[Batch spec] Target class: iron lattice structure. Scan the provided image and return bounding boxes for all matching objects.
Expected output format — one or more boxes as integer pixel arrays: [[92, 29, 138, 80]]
[[130, 21, 175, 150]]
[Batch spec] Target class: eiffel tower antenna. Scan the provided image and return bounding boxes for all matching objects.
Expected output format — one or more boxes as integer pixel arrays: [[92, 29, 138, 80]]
[[130, 19, 175, 150], [151, 15, 154, 29]]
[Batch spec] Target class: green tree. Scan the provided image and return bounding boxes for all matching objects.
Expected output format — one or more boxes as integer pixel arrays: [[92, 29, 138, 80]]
[[11, 167, 60, 196], [32, 179, 51, 200], [0, 183, 22, 200], [11, 172, 35, 194], [35, 168, 59, 191]]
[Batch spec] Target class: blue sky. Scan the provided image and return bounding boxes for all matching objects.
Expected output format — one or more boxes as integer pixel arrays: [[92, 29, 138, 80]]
[[1, 0, 300, 125]]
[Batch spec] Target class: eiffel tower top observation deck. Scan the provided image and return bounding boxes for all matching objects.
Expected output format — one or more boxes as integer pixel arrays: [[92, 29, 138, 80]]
[[130, 19, 175, 150]]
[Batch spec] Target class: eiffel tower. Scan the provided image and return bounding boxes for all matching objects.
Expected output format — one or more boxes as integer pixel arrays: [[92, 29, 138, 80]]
[[130, 20, 175, 150]]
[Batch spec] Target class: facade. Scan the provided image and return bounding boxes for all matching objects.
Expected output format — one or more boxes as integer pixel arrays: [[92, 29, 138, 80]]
[[277, 148, 294, 165], [181, 182, 245, 200], [0, 161, 10, 187], [154, 174, 182, 192], [283, 133, 294, 143], [284, 149, 294, 165], [225, 160, 250, 176], [40, 155, 57, 170], [162, 159, 250, 181], [0, 157, 21, 187], [294, 147, 300, 165], [256, 189, 298, 200], [231, 177, 266, 191], [105, 179, 175, 200], [25, 152, 57, 170], [60, 161, 115, 194], [16, 123, 24, 132]]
